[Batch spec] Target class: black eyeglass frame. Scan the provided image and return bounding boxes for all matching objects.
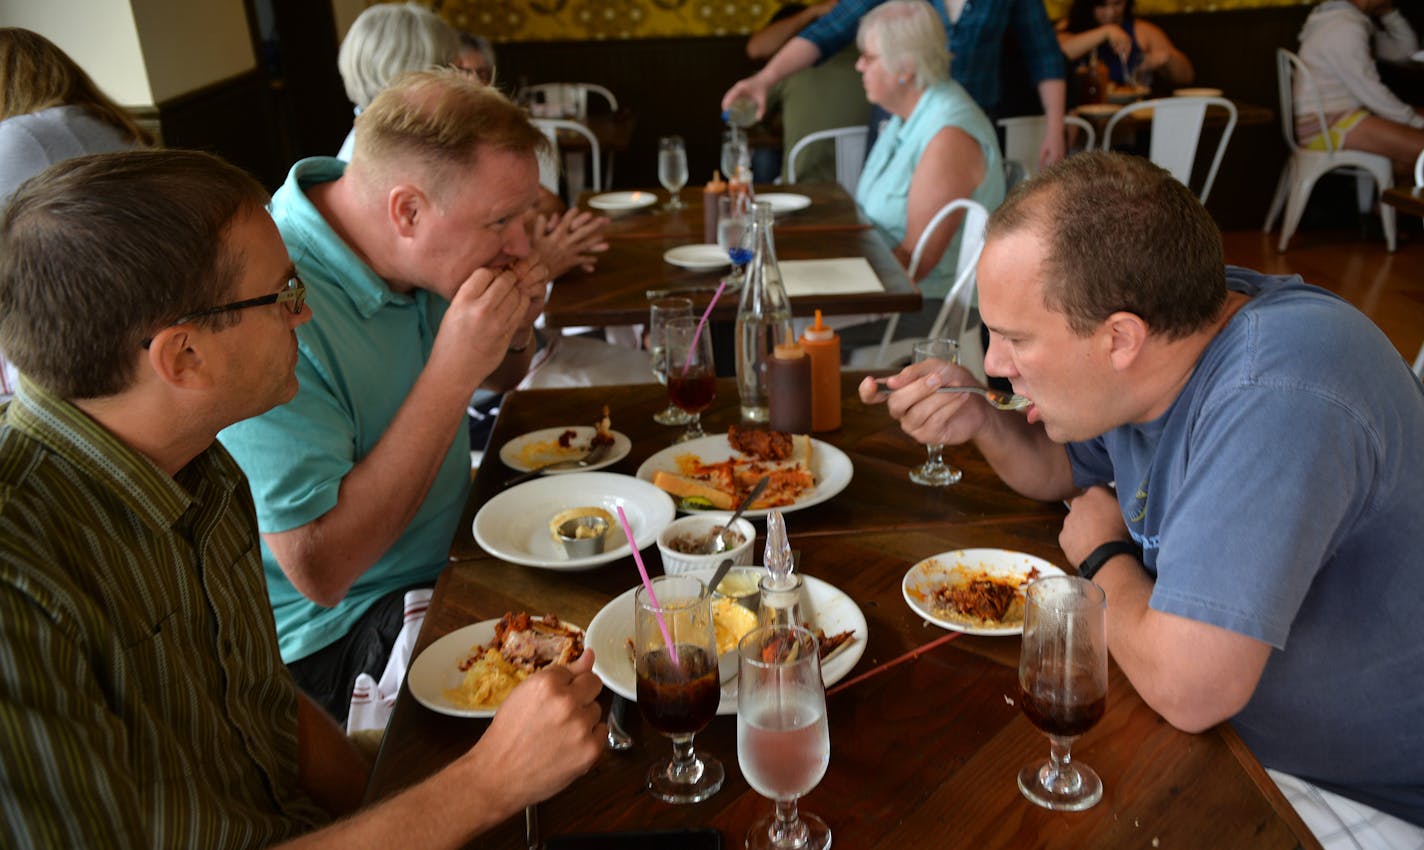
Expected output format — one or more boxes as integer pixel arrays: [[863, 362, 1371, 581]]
[[142, 275, 306, 349]]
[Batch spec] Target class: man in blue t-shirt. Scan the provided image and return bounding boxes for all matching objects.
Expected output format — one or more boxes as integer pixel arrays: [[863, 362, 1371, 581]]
[[863, 151, 1424, 828], [219, 70, 552, 722]]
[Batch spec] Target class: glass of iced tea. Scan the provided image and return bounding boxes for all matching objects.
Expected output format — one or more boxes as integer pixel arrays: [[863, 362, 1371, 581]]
[[663, 315, 715, 443], [1017, 575, 1108, 811], [634, 575, 724, 804]]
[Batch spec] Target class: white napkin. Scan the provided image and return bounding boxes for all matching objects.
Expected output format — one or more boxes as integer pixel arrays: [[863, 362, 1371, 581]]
[[346, 588, 433, 735], [779, 258, 885, 298]]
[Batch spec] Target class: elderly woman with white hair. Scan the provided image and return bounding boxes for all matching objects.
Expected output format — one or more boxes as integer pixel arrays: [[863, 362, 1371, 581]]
[[854, 0, 1005, 338]]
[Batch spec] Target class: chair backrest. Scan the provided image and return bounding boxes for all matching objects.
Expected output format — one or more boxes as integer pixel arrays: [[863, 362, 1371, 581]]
[[1415, 148, 1423, 187], [997, 115, 1097, 181], [1103, 95, 1237, 204], [530, 118, 602, 196], [786, 125, 869, 194], [1277, 49, 1335, 155], [526, 83, 618, 119], [1414, 341, 1424, 380], [913, 198, 989, 342]]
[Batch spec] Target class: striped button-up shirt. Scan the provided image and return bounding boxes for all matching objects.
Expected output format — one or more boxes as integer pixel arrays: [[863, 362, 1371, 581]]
[[0, 380, 328, 848]]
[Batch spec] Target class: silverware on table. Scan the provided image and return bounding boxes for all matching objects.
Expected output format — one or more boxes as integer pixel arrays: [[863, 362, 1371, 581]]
[[525, 803, 539, 850], [870, 378, 1032, 411], [703, 475, 769, 555]]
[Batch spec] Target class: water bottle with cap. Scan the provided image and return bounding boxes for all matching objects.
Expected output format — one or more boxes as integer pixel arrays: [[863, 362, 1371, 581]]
[[724, 95, 759, 129], [734, 201, 793, 423]]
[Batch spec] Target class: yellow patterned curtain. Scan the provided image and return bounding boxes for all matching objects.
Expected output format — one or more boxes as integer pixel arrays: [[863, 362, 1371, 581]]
[[432, 0, 1313, 42]]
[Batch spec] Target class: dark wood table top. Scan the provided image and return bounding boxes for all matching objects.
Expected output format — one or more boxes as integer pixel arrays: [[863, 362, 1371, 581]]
[[1383, 185, 1424, 217], [368, 376, 1322, 850], [543, 183, 920, 328]]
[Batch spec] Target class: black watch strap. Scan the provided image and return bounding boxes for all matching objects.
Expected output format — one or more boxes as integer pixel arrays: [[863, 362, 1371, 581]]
[[1077, 540, 1140, 581]]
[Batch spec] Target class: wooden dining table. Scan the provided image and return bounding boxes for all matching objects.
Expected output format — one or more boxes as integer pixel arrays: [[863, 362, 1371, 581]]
[[541, 183, 920, 330], [365, 376, 1322, 850]]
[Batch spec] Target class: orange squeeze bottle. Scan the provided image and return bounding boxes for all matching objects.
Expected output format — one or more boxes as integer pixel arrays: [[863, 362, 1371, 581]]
[[703, 170, 727, 244], [799, 309, 841, 432]]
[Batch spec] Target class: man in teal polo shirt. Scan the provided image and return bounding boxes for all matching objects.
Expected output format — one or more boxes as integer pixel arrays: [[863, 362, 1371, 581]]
[[219, 69, 551, 721]]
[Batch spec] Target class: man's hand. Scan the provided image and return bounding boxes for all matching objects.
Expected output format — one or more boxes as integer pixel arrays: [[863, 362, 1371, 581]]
[[721, 76, 770, 120], [469, 650, 605, 812], [530, 209, 609, 278], [1060, 485, 1129, 566], [1100, 23, 1132, 60], [857, 359, 996, 448], [436, 257, 549, 391]]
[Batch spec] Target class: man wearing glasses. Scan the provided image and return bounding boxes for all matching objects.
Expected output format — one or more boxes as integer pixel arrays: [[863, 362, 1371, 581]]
[[218, 69, 553, 724], [0, 149, 604, 847]]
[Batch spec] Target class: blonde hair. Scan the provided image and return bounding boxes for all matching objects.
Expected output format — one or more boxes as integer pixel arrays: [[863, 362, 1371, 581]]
[[337, 3, 460, 109], [857, 0, 951, 90], [0, 28, 152, 145], [352, 68, 547, 201]]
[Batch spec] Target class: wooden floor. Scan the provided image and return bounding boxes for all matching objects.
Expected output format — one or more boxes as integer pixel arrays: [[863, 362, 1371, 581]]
[[1221, 226, 1424, 364]]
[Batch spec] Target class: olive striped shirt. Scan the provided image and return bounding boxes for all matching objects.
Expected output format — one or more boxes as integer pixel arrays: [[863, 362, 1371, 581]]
[[0, 380, 329, 847]]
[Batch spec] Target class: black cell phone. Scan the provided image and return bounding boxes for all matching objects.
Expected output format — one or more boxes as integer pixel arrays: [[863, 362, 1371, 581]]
[[543, 827, 722, 850]]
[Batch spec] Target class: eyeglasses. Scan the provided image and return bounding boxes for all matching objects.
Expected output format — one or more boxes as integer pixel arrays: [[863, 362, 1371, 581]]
[[142, 275, 306, 348]]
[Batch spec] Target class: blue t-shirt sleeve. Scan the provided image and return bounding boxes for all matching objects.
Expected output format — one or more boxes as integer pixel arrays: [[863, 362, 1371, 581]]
[[1066, 437, 1114, 488], [1148, 384, 1374, 648], [218, 352, 355, 534]]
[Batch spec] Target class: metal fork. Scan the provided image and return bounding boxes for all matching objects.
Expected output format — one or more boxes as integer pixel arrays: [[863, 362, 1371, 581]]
[[871, 378, 1032, 411], [504, 441, 613, 488]]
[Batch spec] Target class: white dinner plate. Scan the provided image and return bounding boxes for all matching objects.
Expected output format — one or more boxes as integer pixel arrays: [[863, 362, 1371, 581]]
[[408, 618, 584, 718], [635, 434, 853, 518], [498, 426, 631, 474], [587, 567, 867, 715], [588, 191, 658, 212], [472, 472, 676, 570], [902, 548, 1066, 637], [755, 192, 812, 214], [663, 244, 730, 271]]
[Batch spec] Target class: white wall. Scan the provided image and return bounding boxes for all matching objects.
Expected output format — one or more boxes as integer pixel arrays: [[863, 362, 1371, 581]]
[[0, 0, 256, 106], [331, 0, 368, 43]]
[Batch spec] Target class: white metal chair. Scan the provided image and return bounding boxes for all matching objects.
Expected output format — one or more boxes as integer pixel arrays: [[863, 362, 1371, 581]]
[[1264, 49, 1396, 253], [1414, 148, 1423, 187], [785, 126, 870, 194], [527, 83, 619, 188], [531, 118, 601, 207], [848, 198, 990, 374], [1102, 95, 1237, 204], [1413, 341, 1424, 380], [997, 115, 1097, 184]]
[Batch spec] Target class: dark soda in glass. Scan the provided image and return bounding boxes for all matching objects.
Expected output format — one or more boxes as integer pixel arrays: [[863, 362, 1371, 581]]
[[637, 645, 719, 736]]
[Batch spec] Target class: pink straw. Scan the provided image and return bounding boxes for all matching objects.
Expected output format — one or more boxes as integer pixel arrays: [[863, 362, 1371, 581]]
[[617, 505, 679, 666], [680, 278, 727, 376]]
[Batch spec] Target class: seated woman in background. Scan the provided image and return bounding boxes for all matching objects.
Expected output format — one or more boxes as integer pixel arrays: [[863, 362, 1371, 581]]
[[0, 27, 152, 202], [1296, 0, 1423, 175], [454, 31, 497, 87], [1055, 0, 1194, 91], [852, 0, 1005, 339], [0, 27, 152, 399]]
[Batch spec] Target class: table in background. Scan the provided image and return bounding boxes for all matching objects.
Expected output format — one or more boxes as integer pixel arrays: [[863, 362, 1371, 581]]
[[366, 377, 1321, 850], [542, 183, 919, 329], [1075, 99, 1274, 141], [1383, 185, 1424, 218]]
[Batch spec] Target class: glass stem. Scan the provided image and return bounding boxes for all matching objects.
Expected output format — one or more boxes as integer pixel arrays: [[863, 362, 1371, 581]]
[[926, 443, 944, 468], [1045, 734, 1081, 794], [769, 798, 809, 847], [666, 734, 704, 784]]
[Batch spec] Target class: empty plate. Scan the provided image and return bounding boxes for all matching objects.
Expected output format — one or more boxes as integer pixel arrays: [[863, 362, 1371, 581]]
[[588, 191, 658, 212], [756, 193, 812, 214], [664, 244, 730, 270]]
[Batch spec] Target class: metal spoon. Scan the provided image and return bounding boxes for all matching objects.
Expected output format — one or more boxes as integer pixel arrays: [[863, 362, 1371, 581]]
[[705, 475, 770, 555], [871, 378, 1032, 411]]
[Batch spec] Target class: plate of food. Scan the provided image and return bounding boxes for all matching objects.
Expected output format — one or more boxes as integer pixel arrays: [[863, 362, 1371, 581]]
[[902, 548, 1066, 636], [499, 425, 630, 474], [472, 472, 676, 570], [664, 244, 731, 271], [636, 424, 852, 518], [586, 567, 866, 715], [588, 191, 657, 212], [408, 612, 584, 718], [755, 192, 812, 215]]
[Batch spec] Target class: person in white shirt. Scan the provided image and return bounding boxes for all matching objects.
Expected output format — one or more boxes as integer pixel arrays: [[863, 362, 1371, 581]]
[[1296, 0, 1424, 174]]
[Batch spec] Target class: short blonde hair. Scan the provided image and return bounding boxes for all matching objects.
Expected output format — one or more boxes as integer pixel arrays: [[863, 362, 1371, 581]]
[[337, 3, 460, 109], [352, 68, 548, 202], [0, 28, 152, 145], [857, 0, 951, 90]]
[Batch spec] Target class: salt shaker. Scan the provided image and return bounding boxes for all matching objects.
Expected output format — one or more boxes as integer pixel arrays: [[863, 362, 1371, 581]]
[[759, 510, 803, 628]]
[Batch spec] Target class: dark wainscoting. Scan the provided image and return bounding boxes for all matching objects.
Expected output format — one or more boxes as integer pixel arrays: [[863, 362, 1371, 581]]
[[153, 70, 289, 190]]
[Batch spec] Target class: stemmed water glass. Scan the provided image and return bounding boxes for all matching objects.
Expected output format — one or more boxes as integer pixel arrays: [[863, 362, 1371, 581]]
[[717, 194, 753, 290], [910, 337, 962, 486], [649, 298, 693, 426], [658, 135, 689, 211], [737, 624, 832, 850], [721, 128, 749, 182], [634, 575, 724, 804], [1018, 575, 1108, 811], [663, 315, 715, 442]]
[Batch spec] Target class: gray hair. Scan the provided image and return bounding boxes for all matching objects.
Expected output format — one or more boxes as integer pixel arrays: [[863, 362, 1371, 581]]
[[337, 3, 460, 109], [857, 0, 951, 89]]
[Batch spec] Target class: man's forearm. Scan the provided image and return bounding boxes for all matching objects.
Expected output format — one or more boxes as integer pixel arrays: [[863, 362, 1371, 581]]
[[757, 37, 823, 90], [1038, 78, 1066, 123], [971, 413, 1076, 501], [296, 691, 370, 817]]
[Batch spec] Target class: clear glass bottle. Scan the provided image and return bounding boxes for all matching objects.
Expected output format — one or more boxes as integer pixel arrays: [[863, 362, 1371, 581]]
[[734, 201, 793, 423]]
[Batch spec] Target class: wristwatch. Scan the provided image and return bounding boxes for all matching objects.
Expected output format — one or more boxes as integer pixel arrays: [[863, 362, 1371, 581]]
[[1077, 540, 1140, 581]]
